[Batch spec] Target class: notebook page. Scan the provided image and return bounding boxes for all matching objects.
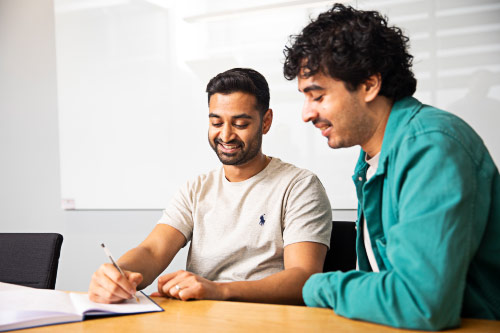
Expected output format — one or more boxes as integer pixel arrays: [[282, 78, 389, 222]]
[[0, 286, 81, 330], [69, 292, 162, 316], [0, 289, 78, 314]]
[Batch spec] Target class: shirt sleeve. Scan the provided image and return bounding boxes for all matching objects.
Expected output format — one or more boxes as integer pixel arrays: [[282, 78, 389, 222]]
[[303, 131, 486, 330], [157, 180, 194, 243], [282, 174, 332, 248]]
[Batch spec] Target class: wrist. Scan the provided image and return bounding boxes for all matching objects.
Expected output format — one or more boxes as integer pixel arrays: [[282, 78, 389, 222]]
[[215, 282, 232, 301]]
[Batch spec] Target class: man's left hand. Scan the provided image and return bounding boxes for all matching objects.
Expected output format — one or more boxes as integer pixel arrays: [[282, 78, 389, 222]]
[[150, 270, 227, 301]]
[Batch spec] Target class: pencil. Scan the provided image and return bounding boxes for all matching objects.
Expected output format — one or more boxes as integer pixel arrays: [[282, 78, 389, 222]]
[[101, 243, 140, 303]]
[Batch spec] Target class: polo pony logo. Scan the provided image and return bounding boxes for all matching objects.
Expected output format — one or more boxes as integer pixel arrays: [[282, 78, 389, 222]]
[[259, 214, 266, 226]]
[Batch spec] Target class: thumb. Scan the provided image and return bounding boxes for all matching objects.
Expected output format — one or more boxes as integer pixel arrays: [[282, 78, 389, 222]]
[[125, 271, 143, 289]]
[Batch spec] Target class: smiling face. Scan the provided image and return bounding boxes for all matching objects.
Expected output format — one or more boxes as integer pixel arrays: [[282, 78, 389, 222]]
[[298, 71, 377, 150], [208, 92, 270, 166]]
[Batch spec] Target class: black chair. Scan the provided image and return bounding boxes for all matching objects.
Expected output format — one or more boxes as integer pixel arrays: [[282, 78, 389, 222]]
[[0, 233, 63, 289], [323, 221, 357, 272]]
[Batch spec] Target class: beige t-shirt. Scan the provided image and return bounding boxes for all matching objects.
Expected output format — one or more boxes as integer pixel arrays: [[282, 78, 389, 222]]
[[157, 157, 332, 282]]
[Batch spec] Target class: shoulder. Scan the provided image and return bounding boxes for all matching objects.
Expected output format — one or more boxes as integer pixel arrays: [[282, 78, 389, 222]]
[[267, 157, 318, 182], [269, 157, 316, 178], [180, 167, 221, 194], [388, 99, 490, 170], [266, 157, 328, 197], [411, 104, 475, 139]]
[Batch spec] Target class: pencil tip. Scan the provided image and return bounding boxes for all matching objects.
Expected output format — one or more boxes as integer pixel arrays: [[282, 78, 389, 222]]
[[101, 243, 105, 248]]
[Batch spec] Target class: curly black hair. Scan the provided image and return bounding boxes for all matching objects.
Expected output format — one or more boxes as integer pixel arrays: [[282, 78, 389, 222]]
[[206, 68, 270, 117], [283, 3, 416, 100]]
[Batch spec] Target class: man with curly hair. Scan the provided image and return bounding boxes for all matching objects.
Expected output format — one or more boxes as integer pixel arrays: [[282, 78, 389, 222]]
[[283, 3, 500, 330]]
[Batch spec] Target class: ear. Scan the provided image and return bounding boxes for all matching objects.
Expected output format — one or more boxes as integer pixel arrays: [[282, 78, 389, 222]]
[[262, 109, 273, 134], [362, 74, 382, 103]]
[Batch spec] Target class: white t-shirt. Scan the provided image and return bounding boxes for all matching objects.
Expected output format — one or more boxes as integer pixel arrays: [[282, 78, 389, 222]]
[[157, 157, 332, 282], [363, 152, 380, 272]]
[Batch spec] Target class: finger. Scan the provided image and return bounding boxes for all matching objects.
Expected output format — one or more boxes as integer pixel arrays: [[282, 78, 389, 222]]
[[153, 276, 172, 297], [156, 276, 173, 297], [163, 275, 190, 299], [95, 264, 135, 299], [150, 291, 162, 297], [89, 270, 127, 301], [101, 263, 137, 296], [157, 271, 178, 285], [155, 285, 169, 297], [88, 282, 128, 304], [168, 282, 184, 299], [156, 272, 176, 295], [177, 284, 200, 301], [125, 271, 143, 291], [90, 293, 125, 304], [176, 276, 217, 302], [94, 270, 132, 301], [157, 271, 187, 297]]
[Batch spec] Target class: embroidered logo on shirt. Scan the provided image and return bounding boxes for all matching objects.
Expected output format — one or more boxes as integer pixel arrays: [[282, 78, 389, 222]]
[[259, 214, 266, 226]]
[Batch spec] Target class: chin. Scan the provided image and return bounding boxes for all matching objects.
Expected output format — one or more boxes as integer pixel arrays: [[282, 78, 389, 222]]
[[327, 138, 346, 149], [327, 138, 338, 149], [217, 153, 241, 165]]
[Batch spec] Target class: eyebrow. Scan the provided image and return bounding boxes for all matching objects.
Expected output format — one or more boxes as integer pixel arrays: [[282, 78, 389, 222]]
[[209, 113, 253, 120], [300, 84, 325, 93]]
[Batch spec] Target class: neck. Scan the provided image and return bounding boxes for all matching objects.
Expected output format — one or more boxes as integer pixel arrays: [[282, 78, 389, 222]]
[[361, 96, 393, 159], [223, 152, 270, 182]]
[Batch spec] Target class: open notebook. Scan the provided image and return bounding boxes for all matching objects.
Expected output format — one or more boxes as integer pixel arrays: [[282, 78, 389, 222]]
[[0, 282, 163, 332]]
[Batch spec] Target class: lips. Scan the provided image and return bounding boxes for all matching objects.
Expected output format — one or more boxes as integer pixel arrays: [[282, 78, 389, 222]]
[[319, 125, 332, 137], [314, 121, 332, 138], [312, 118, 332, 136], [215, 139, 243, 154], [219, 143, 240, 153]]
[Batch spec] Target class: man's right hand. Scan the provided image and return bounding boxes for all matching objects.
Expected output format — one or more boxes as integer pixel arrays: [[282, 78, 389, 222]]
[[88, 263, 143, 303]]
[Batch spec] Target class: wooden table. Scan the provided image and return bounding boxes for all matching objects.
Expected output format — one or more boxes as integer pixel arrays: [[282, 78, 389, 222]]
[[17, 297, 500, 332]]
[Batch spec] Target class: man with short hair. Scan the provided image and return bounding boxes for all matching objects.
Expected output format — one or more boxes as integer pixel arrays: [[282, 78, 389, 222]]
[[283, 3, 500, 330], [89, 68, 332, 305]]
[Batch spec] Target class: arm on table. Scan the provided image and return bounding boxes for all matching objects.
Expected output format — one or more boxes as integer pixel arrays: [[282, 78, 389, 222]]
[[303, 133, 483, 330], [88, 224, 185, 303], [153, 241, 327, 305]]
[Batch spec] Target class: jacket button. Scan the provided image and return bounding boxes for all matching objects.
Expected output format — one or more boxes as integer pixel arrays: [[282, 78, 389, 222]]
[[358, 177, 363, 181]]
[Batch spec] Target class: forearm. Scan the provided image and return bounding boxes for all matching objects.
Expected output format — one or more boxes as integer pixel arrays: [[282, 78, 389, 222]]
[[303, 268, 465, 331], [219, 267, 314, 305], [117, 224, 186, 290], [118, 246, 166, 289]]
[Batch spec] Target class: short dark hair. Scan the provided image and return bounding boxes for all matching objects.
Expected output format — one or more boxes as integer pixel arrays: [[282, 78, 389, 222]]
[[206, 68, 270, 116], [283, 3, 416, 101]]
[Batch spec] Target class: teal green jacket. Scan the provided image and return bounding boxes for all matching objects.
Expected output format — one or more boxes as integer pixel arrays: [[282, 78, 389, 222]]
[[303, 97, 500, 330]]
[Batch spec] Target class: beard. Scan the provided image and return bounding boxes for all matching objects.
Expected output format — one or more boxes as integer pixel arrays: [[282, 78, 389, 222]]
[[209, 128, 263, 166], [326, 94, 376, 150]]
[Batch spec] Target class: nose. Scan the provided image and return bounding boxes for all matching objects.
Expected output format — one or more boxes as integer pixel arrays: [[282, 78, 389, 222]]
[[302, 99, 318, 123], [219, 124, 235, 142]]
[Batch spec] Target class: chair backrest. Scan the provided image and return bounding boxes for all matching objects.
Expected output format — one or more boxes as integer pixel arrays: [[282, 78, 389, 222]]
[[0, 233, 63, 289], [323, 221, 356, 272]]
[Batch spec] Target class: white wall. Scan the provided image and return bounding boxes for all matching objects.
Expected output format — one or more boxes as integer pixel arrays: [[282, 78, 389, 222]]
[[0, 0, 356, 292], [0, 0, 188, 293], [54, 0, 500, 212], [54, 0, 362, 210]]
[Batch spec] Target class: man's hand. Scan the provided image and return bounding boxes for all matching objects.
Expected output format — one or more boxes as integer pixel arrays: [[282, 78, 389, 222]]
[[151, 270, 226, 301], [88, 263, 143, 303]]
